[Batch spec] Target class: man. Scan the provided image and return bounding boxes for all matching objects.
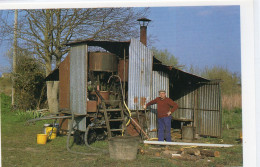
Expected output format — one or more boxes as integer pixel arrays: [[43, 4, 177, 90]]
[[144, 90, 178, 142]]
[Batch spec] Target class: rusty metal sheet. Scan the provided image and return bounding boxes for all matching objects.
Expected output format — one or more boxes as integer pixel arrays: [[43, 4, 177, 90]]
[[59, 54, 70, 109], [128, 38, 153, 110], [70, 45, 87, 131], [118, 59, 129, 82]]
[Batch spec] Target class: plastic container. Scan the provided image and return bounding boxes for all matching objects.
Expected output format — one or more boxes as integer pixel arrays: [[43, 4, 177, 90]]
[[37, 134, 48, 144], [46, 127, 57, 140], [43, 124, 51, 134]]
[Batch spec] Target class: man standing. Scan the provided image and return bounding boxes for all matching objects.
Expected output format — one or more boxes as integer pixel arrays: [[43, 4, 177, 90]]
[[144, 90, 178, 142]]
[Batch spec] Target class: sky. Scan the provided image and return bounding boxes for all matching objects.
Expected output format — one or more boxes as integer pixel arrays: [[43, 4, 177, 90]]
[[0, 6, 241, 75], [148, 6, 241, 74]]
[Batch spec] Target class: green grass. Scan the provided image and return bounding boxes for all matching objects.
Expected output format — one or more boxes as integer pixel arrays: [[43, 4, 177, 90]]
[[1, 93, 243, 167]]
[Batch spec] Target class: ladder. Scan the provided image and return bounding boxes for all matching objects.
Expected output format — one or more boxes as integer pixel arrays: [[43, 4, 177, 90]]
[[99, 101, 126, 139]]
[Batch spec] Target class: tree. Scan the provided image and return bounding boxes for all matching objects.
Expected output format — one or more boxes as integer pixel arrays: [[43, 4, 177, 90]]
[[0, 8, 148, 113], [13, 49, 46, 110], [151, 47, 182, 68], [200, 66, 241, 95]]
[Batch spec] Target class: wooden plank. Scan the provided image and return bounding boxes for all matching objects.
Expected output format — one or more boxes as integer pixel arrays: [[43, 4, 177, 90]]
[[102, 102, 112, 139]]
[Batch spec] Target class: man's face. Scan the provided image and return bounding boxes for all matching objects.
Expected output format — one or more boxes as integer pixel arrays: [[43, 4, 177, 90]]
[[159, 92, 166, 99]]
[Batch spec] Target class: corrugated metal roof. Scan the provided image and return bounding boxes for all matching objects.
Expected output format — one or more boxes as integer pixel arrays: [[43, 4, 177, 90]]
[[66, 39, 130, 57]]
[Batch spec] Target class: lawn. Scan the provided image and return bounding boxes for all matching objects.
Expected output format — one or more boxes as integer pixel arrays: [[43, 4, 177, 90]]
[[1, 93, 242, 167]]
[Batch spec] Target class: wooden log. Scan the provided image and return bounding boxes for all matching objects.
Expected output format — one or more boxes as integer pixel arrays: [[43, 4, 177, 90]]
[[200, 150, 220, 157], [162, 150, 182, 157], [155, 152, 160, 157], [183, 149, 201, 156]]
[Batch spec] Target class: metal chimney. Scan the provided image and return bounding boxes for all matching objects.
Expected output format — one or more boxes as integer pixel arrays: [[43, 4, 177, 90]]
[[137, 18, 151, 46]]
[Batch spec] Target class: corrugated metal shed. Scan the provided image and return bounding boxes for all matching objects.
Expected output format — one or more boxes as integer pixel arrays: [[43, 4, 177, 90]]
[[128, 38, 153, 110], [53, 38, 223, 137]]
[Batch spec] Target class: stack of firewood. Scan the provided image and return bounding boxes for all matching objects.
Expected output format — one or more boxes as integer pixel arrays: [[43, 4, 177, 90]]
[[139, 147, 220, 160]]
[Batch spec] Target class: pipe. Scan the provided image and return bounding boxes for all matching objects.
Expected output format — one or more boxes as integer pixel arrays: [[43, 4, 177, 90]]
[[143, 140, 233, 147]]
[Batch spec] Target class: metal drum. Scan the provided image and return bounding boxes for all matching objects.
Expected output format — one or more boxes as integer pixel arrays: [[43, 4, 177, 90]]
[[89, 52, 118, 72]]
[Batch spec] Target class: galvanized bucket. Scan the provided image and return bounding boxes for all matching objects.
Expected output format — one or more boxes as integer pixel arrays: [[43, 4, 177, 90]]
[[108, 136, 140, 160]]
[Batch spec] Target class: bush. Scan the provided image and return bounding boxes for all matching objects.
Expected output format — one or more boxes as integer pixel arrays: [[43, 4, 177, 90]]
[[13, 52, 46, 110]]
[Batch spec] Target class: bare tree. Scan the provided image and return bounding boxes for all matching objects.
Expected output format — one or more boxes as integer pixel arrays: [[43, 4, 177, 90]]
[[10, 8, 148, 113]]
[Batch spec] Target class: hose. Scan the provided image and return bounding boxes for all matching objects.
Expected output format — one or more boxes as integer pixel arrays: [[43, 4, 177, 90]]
[[84, 124, 108, 153], [123, 101, 131, 126], [108, 75, 149, 139], [66, 112, 102, 155], [107, 75, 131, 126]]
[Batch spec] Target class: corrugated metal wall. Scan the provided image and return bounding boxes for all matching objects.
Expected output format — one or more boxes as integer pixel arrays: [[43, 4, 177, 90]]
[[149, 71, 169, 138], [173, 88, 195, 121], [196, 82, 222, 137], [128, 38, 153, 110], [172, 82, 222, 137], [70, 45, 87, 131]]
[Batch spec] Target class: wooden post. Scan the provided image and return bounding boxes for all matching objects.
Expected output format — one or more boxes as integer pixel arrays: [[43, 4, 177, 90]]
[[12, 9, 18, 106]]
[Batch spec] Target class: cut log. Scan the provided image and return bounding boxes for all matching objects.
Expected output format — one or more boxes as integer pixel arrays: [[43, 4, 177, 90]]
[[155, 152, 160, 157], [200, 150, 220, 157], [162, 150, 182, 157], [171, 154, 182, 158], [183, 149, 201, 156]]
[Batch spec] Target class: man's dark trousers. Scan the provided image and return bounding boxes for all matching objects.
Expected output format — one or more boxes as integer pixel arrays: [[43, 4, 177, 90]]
[[158, 116, 172, 141]]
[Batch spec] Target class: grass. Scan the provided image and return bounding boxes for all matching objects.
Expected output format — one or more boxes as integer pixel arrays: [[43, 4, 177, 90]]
[[1, 93, 243, 167]]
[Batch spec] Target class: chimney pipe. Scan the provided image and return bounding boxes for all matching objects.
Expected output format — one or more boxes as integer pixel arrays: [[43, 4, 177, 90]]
[[137, 18, 151, 46], [140, 26, 147, 46]]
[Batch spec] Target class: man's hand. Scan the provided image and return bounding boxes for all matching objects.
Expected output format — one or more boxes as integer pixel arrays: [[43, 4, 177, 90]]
[[143, 105, 146, 110], [167, 111, 171, 116]]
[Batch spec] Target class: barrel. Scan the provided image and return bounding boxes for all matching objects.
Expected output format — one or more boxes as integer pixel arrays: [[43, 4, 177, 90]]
[[108, 136, 140, 160], [89, 52, 118, 72]]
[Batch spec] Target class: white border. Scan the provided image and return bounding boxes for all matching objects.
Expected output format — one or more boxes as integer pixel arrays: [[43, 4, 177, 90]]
[[0, 0, 256, 166]]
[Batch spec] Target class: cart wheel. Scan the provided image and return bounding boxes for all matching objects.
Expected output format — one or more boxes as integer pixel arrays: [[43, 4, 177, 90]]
[[74, 130, 84, 145]]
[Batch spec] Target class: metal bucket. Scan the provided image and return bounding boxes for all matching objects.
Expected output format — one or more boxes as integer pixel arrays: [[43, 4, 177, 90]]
[[108, 136, 140, 160], [182, 126, 194, 141]]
